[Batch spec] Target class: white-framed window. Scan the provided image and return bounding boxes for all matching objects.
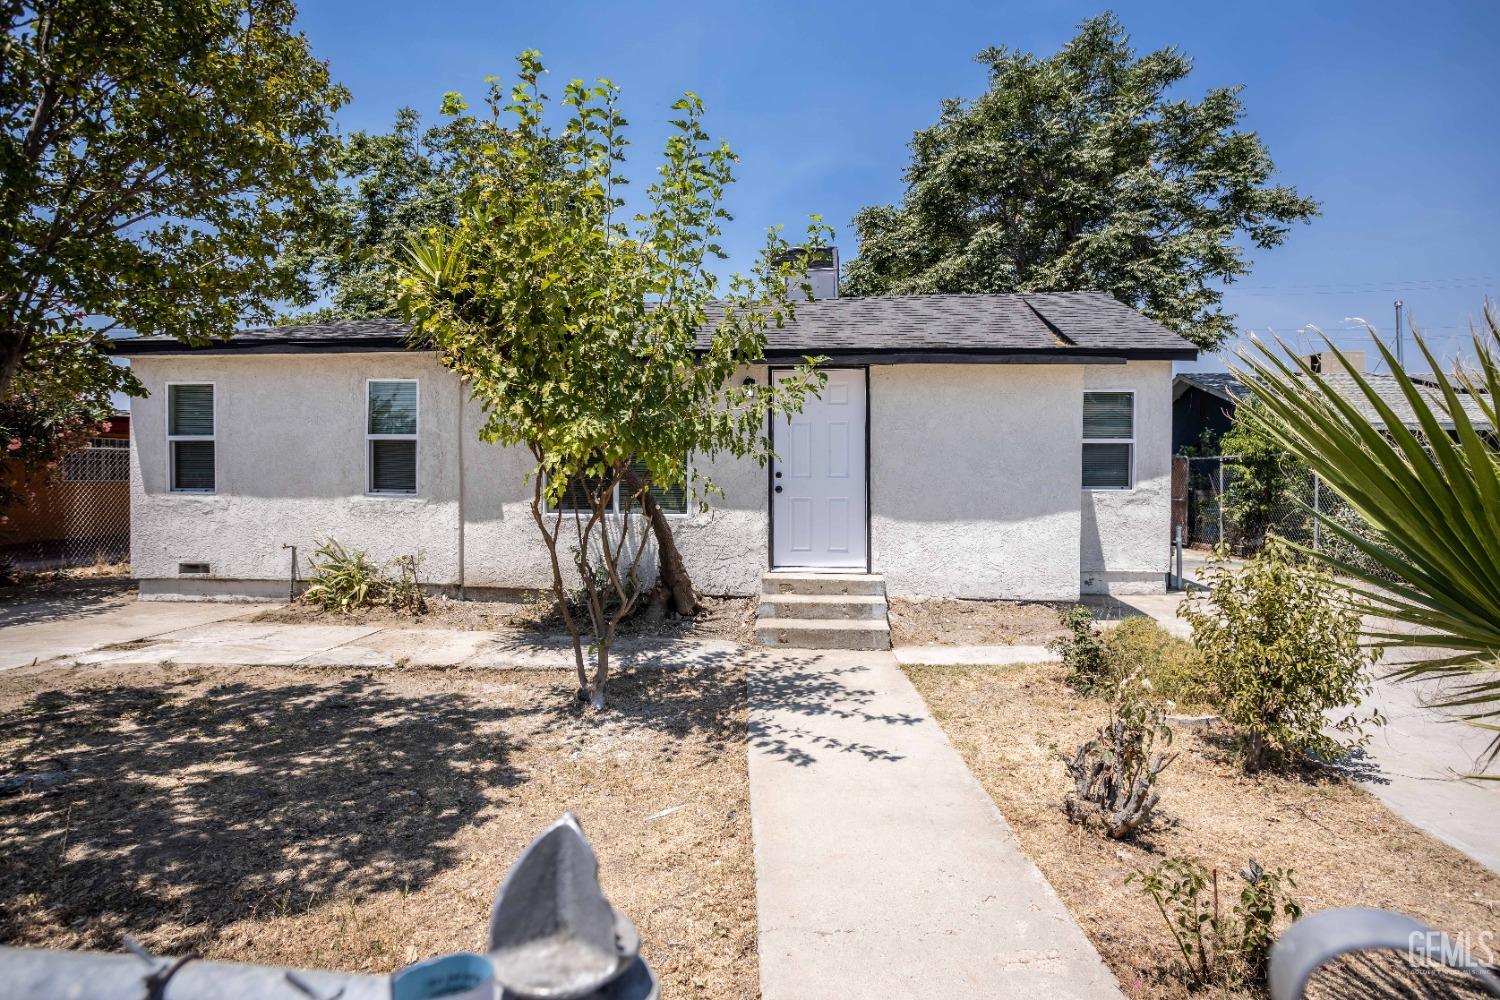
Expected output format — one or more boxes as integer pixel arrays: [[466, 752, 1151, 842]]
[[167, 383, 215, 492], [1082, 391, 1134, 490], [367, 379, 418, 494], [545, 457, 689, 515]]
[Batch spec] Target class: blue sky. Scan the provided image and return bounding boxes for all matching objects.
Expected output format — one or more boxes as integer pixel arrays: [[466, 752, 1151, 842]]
[[295, 0, 1499, 374]]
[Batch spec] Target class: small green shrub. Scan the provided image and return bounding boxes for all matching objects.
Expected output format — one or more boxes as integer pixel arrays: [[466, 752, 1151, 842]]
[[1062, 676, 1175, 839], [1129, 857, 1301, 988], [1051, 605, 1108, 692], [1053, 609, 1206, 707], [385, 553, 428, 615], [1179, 540, 1381, 772], [302, 539, 427, 615], [1101, 617, 1206, 710]]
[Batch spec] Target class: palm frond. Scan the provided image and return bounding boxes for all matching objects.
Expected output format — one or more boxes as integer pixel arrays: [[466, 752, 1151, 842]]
[[1229, 305, 1500, 750]]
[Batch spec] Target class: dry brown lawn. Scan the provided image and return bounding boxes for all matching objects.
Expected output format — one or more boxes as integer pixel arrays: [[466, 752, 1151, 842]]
[[888, 597, 1068, 646], [906, 662, 1500, 1000], [0, 657, 756, 998], [253, 594, 757, 645]]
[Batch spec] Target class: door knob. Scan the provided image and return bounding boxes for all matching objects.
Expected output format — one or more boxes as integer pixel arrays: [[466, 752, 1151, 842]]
[[775, 471, 783, 479], [774, 485, 783, 494]]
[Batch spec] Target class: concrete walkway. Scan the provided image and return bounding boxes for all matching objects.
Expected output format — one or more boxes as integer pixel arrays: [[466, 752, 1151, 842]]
[[0, 600, 741, 674], [1360, 664, 1500, 874], [63, 619, 740, 672], [747, 648, 1122, 999], [0, 593, 274, 671]]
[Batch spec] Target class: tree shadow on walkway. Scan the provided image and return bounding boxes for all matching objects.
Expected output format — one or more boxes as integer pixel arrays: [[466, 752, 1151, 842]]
[[741, 650, 922, 768]]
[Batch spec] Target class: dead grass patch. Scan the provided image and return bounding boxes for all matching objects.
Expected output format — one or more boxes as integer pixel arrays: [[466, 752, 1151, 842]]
[[252, 594, 756, 646], [888, 597, 1066, 646], [906, 662, 1500, 1000], [0, 658, 756, 997]]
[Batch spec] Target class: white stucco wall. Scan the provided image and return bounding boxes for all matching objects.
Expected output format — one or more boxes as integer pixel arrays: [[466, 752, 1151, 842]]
[[1080, 361, 1172, 594], [456, 365, 769, 598], [130, 354, 769, 599], [869, 364, 1083, 600], [132, 353, 464, 593], [130, 354, 1168, 601]]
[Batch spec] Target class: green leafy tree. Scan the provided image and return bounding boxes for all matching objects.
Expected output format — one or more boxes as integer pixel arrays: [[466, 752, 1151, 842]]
[[399, 53, 828, 709], [1234, 311, 1500, 769], [843, 13, 1319, 349], [277, 107, 479, 323], [0, 0, 348, 405], [1219, 397, 1308, 551], [1180, 540, 1381, 772], [0, 347, 120, 526]]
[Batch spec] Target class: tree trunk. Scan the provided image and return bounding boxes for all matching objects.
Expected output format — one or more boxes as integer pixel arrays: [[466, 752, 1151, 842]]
[[1243, 730, 1269, 773], [619, 464, 700, 616], [589, 642, 609, 711], [0, 329, 28, 401]]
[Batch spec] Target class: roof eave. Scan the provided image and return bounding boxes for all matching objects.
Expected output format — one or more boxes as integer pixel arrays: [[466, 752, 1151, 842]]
[[113, 339, 1196, 363], [757, 346, 1195, 364], [111, 336, 417, 356]]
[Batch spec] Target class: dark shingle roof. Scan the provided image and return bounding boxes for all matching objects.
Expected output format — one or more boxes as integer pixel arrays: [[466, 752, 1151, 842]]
[[113, 291, 1197, 361], [1173, 370, 1493, 431], [1174, 372, 1253, 405]]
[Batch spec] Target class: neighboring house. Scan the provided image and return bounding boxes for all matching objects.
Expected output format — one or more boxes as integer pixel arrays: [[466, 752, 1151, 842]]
[[115, 270, 1197, 603], [1173, 351, 1494, 454], [1, 414, 132, 568], [1172, 372, 1250, 453]]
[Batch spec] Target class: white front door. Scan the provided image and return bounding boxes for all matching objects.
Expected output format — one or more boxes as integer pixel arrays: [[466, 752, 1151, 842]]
[[771, 368, 868, 570]]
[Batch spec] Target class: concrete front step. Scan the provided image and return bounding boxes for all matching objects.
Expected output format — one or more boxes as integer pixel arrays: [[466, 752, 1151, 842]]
[[754, 617, 892, 651], [761, 572, 886, 597], [758, 593, 887, 621]]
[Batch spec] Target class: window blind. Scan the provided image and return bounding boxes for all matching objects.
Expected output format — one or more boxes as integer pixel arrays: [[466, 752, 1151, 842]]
[[370, 440, 417, 493], [1082, 443, 1132, 490], [172, 441, 216, 491], [557, 472, 615, 512], [626, 457, 688, 514], [1082, 392, 1133, 490], [168, 384, 214, 436], [368, 381, 417, 435], [1082, 392, 1133, 439]]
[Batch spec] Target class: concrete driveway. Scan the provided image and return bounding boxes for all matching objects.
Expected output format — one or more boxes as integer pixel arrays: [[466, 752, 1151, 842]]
[[1362, 657, 1500, 874], [0, 583, 272, 671], [1084, 555, 1500, 875]]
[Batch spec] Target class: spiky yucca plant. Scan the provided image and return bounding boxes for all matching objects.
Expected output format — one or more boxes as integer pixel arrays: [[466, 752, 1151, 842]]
[[1232, 306, 1500, 766]]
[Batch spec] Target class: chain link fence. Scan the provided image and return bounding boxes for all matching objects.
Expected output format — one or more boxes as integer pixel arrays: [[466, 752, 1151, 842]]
[[1, 437, 130, 570], [1185, 455, 1388, 577]]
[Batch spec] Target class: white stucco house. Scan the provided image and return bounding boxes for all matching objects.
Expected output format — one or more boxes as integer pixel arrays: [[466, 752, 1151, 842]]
[[115, 272, 1197, 605]]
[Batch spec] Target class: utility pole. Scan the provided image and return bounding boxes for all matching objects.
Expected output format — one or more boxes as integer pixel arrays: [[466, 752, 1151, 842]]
[[1394, 299, 1405, 371]]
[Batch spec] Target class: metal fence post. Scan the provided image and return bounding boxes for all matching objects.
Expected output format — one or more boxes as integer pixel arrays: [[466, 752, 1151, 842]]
[[1174, 525, 1184, 590], [1312, 475, 1321, 552], [1217, 460, 1225, 544]]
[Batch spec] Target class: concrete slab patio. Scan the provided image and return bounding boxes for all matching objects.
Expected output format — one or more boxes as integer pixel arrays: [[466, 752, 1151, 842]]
[[0, 590, 274, 671], [747, 648, 1123, 999], [63, 619, 741, 672]]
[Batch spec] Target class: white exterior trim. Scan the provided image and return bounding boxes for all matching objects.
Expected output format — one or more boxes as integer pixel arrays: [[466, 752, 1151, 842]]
[[165, 380, 216, 494], [1081, 388, 1136, 492], [541, 458, 692, 517], [365, 377, 419, 496]]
